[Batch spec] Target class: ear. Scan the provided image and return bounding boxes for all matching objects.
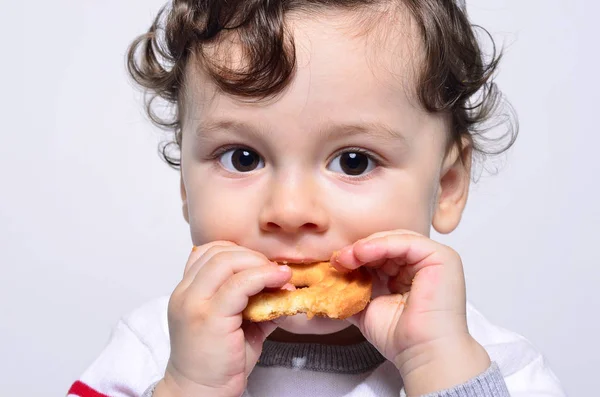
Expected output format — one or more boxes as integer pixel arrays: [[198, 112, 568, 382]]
[[432, 138, 472, 234], [180, 172, 190, 224]]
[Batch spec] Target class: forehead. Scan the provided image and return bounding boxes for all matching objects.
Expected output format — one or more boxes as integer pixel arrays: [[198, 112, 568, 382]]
[[182, 5, 430, 134]]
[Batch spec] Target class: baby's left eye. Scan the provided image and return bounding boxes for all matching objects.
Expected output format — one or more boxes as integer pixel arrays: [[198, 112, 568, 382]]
[[327, 151, 377, 176]]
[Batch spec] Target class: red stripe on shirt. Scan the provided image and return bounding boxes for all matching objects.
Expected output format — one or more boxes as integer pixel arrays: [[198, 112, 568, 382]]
[[67, 381, 110, 397]]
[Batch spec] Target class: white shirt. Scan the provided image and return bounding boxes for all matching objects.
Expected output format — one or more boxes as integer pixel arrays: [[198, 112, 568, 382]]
[[69, 296, 566, 397]]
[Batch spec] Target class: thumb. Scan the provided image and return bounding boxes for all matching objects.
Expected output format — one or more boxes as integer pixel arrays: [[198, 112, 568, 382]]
[[243, 318, 287, 372], [348, 294, 407, 349], [366, 294, 407, 331]]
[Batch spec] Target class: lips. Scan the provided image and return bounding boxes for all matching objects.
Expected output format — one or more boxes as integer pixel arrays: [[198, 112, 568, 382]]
[[269, 257, 328, 265]]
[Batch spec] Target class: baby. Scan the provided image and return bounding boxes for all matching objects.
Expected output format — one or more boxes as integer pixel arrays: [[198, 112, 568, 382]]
[[68, 1, 566, 396]]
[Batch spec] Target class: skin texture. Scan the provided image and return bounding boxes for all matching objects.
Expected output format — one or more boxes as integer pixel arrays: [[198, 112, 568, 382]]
[[154, 6, 491, 397]]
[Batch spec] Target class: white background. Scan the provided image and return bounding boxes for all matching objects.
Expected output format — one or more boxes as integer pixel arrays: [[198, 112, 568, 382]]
[[1, 0, 598, 395]]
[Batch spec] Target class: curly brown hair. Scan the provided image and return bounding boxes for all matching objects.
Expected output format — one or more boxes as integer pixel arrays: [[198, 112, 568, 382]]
[[126, 0, 517, 172]]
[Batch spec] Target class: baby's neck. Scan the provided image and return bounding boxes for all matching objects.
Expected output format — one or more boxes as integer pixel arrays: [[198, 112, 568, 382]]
[[268, 325, 365, 345]]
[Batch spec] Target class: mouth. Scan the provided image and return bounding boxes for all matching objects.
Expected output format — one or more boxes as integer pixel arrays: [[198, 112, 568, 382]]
[[270, 257, 329, 265]]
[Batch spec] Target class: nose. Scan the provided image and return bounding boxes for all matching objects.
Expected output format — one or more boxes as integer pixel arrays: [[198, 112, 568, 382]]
[[259, 173, 329, 234]]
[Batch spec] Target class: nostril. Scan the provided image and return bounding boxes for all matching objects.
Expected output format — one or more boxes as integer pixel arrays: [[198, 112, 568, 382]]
[[266, 222, 281, 230], [303, 223, 319, 231], [264, 221, 320, 232]]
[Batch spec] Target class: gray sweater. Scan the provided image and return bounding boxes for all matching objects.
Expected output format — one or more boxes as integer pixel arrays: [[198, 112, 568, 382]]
[[144, 339, 509, 396]]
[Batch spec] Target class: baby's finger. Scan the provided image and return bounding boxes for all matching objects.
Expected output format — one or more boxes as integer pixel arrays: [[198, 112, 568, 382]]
[[183, 241, 237, 275], [332, 230, 424, 272], [347, 293, 408, 351], [179, 245, 251, 293], [211, 265, 292, 317], [243, 319, 283, 372], [381, 260, 401, 277], [335, 232, 446, 272], [185, 250, 278, 300], [186, 245, 270, 280], [384, 264, 415, 294]]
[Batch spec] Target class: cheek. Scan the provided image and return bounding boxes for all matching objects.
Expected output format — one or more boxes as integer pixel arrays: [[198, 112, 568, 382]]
[[186, 183, 259, 245], [331, 175, 435, 239]]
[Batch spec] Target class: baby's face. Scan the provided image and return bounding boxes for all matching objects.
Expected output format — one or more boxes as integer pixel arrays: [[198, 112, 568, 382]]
[[179, 8, 465, 334]]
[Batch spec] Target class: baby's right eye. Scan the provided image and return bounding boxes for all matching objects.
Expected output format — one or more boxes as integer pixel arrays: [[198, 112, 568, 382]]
[[218, 148, 265, 173]]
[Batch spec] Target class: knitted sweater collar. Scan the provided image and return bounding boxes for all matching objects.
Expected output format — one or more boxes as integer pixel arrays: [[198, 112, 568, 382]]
[[258, 339, 386, 374]]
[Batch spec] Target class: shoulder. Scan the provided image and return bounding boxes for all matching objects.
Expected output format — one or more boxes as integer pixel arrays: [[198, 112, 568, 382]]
[[120, 296, 170, 340], [120, 295, 171, 367], [466, 302, 538, 375], [466, 303, 566, 396], [70, 296, 171, 397]]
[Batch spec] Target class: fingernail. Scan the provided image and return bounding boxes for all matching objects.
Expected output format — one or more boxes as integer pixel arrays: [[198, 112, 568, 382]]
[[278, 265, 291, 273], [281, 283, 296, 291]]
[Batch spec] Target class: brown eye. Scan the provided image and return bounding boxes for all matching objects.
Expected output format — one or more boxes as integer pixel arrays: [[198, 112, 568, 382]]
[[328, 151, 376, 176], [219, 148, 264, 172]]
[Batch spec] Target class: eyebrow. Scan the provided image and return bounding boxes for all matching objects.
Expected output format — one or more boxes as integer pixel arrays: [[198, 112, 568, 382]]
[[318, 120, 408, 143], [195, 119, 271, 142], [195, 118, 407, 144]]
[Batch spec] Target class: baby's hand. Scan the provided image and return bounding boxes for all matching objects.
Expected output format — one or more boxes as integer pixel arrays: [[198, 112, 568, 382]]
[[332, 230, 491, 396], [154, 242, 291, 397]]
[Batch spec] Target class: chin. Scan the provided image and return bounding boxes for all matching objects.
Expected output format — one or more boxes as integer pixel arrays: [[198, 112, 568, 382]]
[[277, 314, 353, 335]]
